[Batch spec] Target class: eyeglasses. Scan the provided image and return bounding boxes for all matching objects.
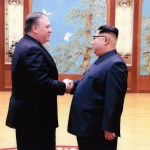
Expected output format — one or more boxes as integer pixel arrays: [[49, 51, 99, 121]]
[[93, 35, 107, 40]]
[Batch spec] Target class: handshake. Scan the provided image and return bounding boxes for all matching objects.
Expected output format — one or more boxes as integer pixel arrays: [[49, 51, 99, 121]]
[[63, 79, 74, 94]]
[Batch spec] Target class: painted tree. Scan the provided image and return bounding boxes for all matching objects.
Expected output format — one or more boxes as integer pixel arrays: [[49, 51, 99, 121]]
[[52, 0, 106, 73]]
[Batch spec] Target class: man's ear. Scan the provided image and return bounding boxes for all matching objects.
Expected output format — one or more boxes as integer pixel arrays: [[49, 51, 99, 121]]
[[104, 37, 109, 44], [32, 24, 37, 33]]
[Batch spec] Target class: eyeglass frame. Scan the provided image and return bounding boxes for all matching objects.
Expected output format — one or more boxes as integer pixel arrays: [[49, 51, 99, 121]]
[[93, 35, 107, 40]]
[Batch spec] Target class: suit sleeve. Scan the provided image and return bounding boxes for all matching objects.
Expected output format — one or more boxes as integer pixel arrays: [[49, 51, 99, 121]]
[[23, 47, 66, 95], [102, 62, 128, 132]]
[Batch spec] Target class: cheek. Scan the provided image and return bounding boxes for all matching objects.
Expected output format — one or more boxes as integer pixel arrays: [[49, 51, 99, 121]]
[[94, 42, 101, 49]]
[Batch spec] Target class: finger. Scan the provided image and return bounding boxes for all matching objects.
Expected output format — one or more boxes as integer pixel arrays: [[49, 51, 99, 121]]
[[105, 134, 116, 141]]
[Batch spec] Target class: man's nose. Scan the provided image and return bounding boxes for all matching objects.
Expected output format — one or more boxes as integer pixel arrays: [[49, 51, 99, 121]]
[[49, 27, 53, 33]]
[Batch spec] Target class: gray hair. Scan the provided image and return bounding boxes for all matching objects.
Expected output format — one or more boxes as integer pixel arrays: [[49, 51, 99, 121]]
[[24, 12, 46, 33]]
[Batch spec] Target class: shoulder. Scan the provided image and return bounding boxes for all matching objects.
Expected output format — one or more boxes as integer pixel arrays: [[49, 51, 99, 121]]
[[107, 54, 127, 69], [14, 37, 42, 59]]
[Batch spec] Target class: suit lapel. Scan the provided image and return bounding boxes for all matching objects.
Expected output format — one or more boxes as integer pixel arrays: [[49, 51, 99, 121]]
[[24, 35, 58, 78], [39, 44, 58, 78]]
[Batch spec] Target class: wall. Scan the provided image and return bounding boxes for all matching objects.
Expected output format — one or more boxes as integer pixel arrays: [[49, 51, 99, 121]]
[[0, 0, 150, 92]]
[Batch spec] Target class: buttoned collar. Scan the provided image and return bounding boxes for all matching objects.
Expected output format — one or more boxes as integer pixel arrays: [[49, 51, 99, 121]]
[[94, 49, 117, 65]]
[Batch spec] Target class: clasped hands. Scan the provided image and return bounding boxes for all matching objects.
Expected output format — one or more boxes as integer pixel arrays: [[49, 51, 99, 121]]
[[63, 79, 74, 94]]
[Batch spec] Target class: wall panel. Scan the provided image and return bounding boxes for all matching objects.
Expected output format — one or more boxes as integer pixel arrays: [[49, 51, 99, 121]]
[[0, 0, 149, 92], [0, 0, 31, 91], [0, 0, 4, 90], [4, 66, 11, 90]]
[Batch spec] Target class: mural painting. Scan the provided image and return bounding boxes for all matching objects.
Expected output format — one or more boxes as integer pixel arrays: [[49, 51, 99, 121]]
[[140, 0, 150, 75], [32, 0, 107, 74]]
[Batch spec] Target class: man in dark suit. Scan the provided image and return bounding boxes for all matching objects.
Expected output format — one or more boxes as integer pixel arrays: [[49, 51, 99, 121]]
[[67, 25, 128, 150], [6, 12, 73, 150]]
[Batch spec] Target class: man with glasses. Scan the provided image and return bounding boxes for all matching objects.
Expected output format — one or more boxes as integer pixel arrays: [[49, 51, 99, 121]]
[[67, 25, 128, 150]]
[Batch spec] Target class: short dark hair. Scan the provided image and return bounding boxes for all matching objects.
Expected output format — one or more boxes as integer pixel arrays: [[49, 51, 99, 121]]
[[98, 25, 119, 39], [24, 12, 46, 33]]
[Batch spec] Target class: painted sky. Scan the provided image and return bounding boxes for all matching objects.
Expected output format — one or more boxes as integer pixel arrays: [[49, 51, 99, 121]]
[[31, 0, 106, 74], [32, 0, 81, 50], [142, 0, 150, 16]]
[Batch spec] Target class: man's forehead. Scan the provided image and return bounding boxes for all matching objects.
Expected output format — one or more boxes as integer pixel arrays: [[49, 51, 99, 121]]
[[39, 16, 50, 23]]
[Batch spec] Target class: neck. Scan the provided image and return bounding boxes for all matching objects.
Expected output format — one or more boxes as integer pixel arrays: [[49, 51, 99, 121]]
[[26, 32, 38, 41]]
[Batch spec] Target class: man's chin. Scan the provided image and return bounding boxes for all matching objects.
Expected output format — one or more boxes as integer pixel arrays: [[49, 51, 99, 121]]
[[94, 51, 99, 56]]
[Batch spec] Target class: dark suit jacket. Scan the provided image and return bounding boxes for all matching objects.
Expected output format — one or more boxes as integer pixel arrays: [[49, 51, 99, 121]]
[[6, 34, 66, 129], [68, 50, 128, 137]]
